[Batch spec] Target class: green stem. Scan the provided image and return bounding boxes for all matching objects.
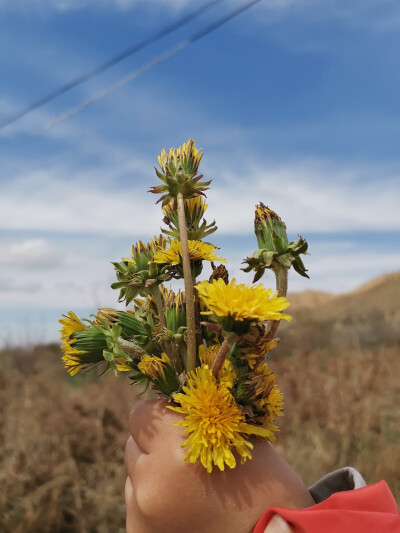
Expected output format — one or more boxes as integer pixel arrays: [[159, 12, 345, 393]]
[[117, 338, 145, 359], [151, 285, 177, 366], [193, 277, 203, 352], [266, 265, 288, 343], [151, 284, 167, 330], [211, 332, 237, 377], [177, 192, 197, 372]]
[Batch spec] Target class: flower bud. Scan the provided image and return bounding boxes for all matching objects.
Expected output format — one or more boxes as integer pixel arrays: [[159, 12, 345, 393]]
[[242, 202, 309, 282]]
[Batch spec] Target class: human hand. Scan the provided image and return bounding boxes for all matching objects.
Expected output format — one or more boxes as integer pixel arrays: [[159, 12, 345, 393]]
[[125, 399, 312, 533], [263, 515, 294, 533]]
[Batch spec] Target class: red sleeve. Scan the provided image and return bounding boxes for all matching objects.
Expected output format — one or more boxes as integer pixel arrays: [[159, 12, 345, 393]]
[[253, 481, 400, 533]]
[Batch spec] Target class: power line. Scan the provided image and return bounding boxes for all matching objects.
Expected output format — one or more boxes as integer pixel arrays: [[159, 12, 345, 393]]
[[0, 0, 224, 130], [39, 0, 263, 134]]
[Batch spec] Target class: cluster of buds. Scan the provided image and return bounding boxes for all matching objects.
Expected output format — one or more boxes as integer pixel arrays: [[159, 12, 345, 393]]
[[59, 139, 309, 473]]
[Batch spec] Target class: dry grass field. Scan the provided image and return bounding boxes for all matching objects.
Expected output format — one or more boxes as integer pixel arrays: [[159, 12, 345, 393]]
[[1, 273, 399, 532]]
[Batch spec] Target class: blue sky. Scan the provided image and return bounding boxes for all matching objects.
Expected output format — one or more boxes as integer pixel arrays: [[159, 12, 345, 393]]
[[1, 0, 400, 345]]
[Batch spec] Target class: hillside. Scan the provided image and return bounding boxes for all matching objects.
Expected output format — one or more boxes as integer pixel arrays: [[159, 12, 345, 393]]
[[283, 270, 400, 350], [288, 271, 400, 316]]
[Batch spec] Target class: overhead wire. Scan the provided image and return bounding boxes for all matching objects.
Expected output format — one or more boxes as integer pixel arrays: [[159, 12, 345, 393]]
[[0, 0, 224, 130], [38, 0, 263, 134]]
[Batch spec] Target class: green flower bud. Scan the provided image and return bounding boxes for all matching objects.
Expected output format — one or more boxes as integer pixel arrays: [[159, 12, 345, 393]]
[[242, 202, 309, 282]]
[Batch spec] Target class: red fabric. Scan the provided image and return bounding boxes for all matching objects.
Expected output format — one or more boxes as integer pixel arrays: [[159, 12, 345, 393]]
[[253, 481, 400, 533]]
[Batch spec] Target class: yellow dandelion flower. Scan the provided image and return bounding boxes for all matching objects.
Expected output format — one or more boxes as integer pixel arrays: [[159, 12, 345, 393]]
[[198, 344, 236, 388], [185, 196, 207, 217], [115, 358, 134, 372], [61, 354, 85, 376], [153, 240, 225, 265], [95, 308, 119, 326], [196, 278, 291, 323], [158, 138, 203, 175], [137, 353, 171, 381], [247, 362, 276, 398], [162, 196, 208, 221], [59, 312, 87, 375], [59, 311, 86, 342], [168, 365, 270, 473], [256, 383, 285, 439], [260, 383, 284, 421]]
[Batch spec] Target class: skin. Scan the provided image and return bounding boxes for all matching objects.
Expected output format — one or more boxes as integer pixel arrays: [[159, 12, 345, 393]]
[[264, 515, 294, 533], [125, 400, 313, 533]]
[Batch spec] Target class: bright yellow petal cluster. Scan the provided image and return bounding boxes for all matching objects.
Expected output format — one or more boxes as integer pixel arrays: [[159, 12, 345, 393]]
[[196, 278, 291, 323], [198, 344, 236, 388], [138, 353, 171, 380], [260, 383, 285, 422], [59, 311, 86, 342], [59, 312, 87, 375], [60, 354, 85, 376], [256, 383, 285, 439], [185, 196, 207, 217], [153, 240, 226, 265], [168, 365, 270, 473]]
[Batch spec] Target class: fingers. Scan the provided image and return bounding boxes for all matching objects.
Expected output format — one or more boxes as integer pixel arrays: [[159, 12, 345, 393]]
[[264, 514, 294, 533], [125, 476, 133, 505], [124, 435, 144, 480], [128, 399, 170, 454]]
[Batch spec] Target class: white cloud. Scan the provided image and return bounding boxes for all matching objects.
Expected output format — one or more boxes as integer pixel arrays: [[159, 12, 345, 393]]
[[1, 156, 399, 239], [204, 156, 400, 235], [0, 239, 62, 269]]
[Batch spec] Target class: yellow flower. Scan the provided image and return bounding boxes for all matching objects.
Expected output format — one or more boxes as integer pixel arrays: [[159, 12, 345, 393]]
[[162, 196, 207, 221], [153, 240, 225, 265], [95, 308, 120, 326], [137, 353, 181, 395], [59, 311, 86, 343], [257, 383, 285, 437], [168, 365, 270, 473], [185, 196, 207, 217], [115, 358, 134, 372], [247, 362, 276, 398], [150, 139, 211, 205], [61, 353, 85, 376], [158, 138, 203, 175], [59, 312, 87, 375], [196, 278, 291, 323], [138, 353, 171, 380], [198, 344, 236, 388]]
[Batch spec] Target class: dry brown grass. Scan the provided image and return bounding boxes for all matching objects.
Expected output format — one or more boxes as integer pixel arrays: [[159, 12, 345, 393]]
[[0, 345, 136, 533], [1, 340, 399, 532], [272, 346, 400, 501]]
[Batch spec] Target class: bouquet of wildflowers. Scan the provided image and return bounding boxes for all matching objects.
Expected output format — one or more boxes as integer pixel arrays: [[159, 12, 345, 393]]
[[59, 140, 308, 473]]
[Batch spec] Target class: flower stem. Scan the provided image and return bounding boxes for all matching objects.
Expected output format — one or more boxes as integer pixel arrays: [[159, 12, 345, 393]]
[[266, 265, 288, 342], [193, 277, 203, 351], [177, 192, 197, 371], [151, 284, 167, 330], [118, 338, 145, 359], [151, 285, 179, 369], [211, 332, 237, 377]]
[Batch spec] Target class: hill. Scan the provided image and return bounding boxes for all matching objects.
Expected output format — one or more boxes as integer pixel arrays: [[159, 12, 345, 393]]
[[283, 271, 400, 350]]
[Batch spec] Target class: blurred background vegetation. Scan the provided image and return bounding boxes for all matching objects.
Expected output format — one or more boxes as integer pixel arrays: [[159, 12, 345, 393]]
[[1, 272, 399, 532]]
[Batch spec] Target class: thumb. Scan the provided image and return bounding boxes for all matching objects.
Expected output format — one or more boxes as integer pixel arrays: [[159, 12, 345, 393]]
[[263, 514, 294, 533]]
